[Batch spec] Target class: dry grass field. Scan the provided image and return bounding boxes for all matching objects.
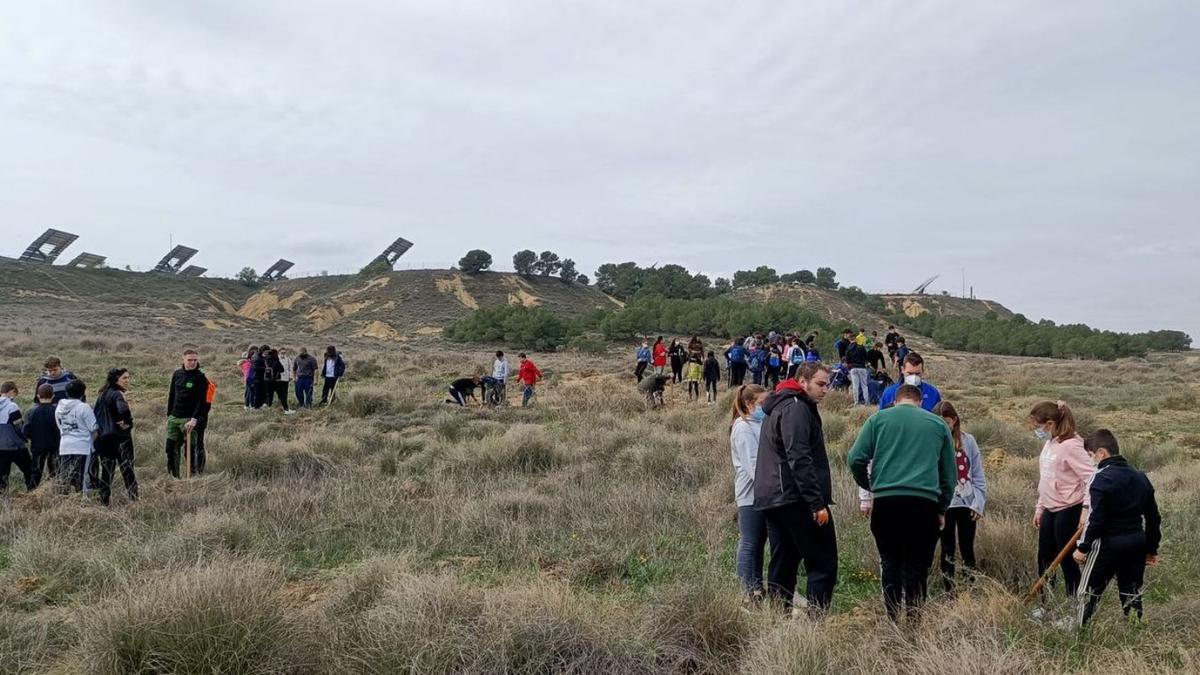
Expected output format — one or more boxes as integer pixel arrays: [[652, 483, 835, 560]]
[[1, 332, 1198, 674]]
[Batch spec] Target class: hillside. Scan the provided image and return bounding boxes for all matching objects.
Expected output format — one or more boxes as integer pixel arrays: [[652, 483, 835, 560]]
[[731, 283, 1013, 330], [0, 262, 621, 340]]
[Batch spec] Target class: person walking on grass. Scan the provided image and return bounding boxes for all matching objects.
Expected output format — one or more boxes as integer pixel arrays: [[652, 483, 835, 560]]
[[684, 354, 703, 402], [1030, 400, 1094, 606], [703, 351, 721, 405], [845, 338, 871, 406], [634, 339, 652, 383], [293, 347, 318, 409], [320, 345, 346, 405], [848, 384, 956, 622], [517, 353, 543, 407], [93, 368, 138, 505], [652, 336, 667, 377], [730, 384, 769, 601], [668, 339, 686, 384], [25, 384, 60, 486], [724, 337, 748, 387], [754, 363, 837, 615], [239, 347, 256, 409], [879, 352, 942, 411], [36, 357, 78, 405], [164, 349, 210, 479], [747, 343, 766, 386], [867, 341, 887, 375], [0, 382, 34, 493], [934, 400, 986, 593], [55, 379, 96, 493], [1073, 429, 1162, 627], [885, 325, 901, 366]]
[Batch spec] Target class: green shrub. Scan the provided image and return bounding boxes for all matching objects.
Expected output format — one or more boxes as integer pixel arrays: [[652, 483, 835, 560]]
[[342, 386, 394, 417], [445, 305, 580, 351]]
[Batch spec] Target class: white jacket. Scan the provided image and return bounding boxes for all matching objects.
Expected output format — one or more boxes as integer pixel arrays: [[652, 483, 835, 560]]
[[730, 417, 764, 508], [492, 358, 509, 381]]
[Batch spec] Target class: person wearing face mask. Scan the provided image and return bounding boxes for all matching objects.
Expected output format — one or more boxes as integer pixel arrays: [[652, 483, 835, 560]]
[[1072, 429, 1161, 627], [878, 352, 942, 411], [753, 363, 837, 615], [730, 384, 769, 600], [1029, 400, 1094, 606], [634, 339, 651, 383]]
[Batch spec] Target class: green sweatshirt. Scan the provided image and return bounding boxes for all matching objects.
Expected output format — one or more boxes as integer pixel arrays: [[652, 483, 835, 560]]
[[847, 403, 956, 512]]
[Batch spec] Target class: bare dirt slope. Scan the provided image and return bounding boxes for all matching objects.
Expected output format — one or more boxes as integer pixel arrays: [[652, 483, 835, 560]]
[[732, 283, 1013, 330]]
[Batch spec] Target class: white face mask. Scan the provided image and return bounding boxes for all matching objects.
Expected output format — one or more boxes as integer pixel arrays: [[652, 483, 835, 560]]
[[903, 374, 922, 387]]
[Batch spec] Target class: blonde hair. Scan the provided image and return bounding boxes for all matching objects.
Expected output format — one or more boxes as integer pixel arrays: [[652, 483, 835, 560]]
[[730, 384, 767, 427]]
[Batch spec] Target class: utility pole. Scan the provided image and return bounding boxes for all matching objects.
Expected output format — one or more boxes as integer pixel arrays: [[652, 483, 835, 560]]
[[961, 267, 966, 298]]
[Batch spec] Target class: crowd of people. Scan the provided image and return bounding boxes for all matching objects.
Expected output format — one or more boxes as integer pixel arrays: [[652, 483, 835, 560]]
[[446, 351, 543, 408], [0, 345, 349, 503], [727, 359, 1162, 628], [634, 324, 914, 408]]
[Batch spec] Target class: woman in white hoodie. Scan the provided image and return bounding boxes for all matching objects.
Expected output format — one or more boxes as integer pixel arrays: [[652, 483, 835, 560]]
[[730, 384, 768, 599]]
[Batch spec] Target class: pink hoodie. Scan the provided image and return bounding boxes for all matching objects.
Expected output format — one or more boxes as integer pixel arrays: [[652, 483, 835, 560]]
[[1035, 435, 1094, 517]]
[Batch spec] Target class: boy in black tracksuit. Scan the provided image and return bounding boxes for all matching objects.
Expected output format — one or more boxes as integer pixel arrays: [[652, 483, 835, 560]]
[[1074, 429, 1162, 627], [702, 352, 721, 404], [25, 384, 61, 486], [753, 365, 837, 613]]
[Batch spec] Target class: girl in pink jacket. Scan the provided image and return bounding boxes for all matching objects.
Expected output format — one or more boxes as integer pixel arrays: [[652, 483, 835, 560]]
[[1030, 400, 1095, 600]]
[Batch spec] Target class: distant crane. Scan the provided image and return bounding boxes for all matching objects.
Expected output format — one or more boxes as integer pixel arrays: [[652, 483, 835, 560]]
[[912, 275, 940, 295]]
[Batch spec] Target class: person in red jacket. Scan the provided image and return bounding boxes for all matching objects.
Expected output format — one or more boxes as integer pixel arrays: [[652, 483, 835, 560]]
[[517, 353, 543, 407], [652, 336, 668, 376]]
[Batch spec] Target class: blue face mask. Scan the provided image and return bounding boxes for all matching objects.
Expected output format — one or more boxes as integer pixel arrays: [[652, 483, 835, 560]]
[[1034, 427, 1050, 441], [751, 406, 766, 422]]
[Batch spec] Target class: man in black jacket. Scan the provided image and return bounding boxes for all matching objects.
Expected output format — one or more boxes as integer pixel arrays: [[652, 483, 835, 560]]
[[754, 362, 836, 613], [1073, 429, 1162, 626], [845, 340, 870, 406], [164, 349, 212, 478]]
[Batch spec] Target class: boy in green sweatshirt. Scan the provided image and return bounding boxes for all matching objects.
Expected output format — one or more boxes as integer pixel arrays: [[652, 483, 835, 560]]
[[848, 384, 956, 621]]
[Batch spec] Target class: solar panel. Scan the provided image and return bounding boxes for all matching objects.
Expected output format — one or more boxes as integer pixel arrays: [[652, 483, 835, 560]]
[[259, 259, 294, 282], [153, 245, 199, 274], [66, 252, 107, 269], [178, 265, 208, 277], [376, 237, 413, 268], [19, 229, 79, 264]]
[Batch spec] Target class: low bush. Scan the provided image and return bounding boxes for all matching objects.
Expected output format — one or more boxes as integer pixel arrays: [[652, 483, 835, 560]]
[[342, 386, 395, 417]]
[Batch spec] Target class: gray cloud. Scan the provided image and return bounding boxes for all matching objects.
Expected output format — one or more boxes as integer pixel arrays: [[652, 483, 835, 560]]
[[0, 1, 1196, 338]]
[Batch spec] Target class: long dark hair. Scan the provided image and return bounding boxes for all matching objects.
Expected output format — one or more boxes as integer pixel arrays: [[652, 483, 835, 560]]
[[99, 368, 128, 395], [933, 400, 962, 451], [325, 345, 337, 359]]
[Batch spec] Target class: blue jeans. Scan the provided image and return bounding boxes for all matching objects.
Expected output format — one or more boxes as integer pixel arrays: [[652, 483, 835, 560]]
[[522, 384, 535, 406], [295, 376, 314, 408], [244, 380, 255, 407], [737, 506, 768, 594]]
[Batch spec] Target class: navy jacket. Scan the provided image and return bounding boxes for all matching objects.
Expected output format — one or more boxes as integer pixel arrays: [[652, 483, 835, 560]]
[[1077, 455, 1162, 555], [24, 402, 60, 451]]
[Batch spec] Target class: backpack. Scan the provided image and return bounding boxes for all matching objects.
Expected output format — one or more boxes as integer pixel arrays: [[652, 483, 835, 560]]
[[768, 353, 781, 368], [790, 347, 805, 365], [748, 350, 764, 371]]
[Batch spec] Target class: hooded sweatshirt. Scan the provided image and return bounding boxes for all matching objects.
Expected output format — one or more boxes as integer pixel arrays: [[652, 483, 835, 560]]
[[1036, 435, 1094, 517], [731, 416, 764, 507], [752, 383, 832, 513], [55, 398, 97, 456], [0, 396, 24, 450]]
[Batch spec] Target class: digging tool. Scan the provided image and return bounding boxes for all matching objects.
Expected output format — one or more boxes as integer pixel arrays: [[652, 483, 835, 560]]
[[1024, 523, 1086, 605], [184, 429, 192, 480]]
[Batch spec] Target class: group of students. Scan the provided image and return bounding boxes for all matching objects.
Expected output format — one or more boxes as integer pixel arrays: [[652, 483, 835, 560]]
[[0, 351, 217, 504], [237, 345, 346, 412], [447, 351, 544, 407], [728, 354, 1162, 627]]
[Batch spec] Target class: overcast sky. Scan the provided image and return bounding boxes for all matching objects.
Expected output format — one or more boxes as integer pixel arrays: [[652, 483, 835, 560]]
[[2, 2, 1197, 339]]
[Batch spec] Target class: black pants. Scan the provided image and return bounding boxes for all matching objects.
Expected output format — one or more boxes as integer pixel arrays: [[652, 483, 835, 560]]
[[267, 381, 290, 410], [686, 381, 699, 400], [1038, 504, 1083, 597], [1078, 532, 1148, 626], [634, 362, 648, 383], [321, 376, 339, 403], [762, 502, 838, 613], [253, 379, 268, 409], [0, 448, 34, 492], [750, 369, 763, 385], [765, 366, 781, 390], [30, 446, 57, 487], [670, 358, 684, 383], [705, 379, 718, 400], [786, 363, 800, 379], [58, 454, 86, 492], [94, 435, 138, 505], [730, 362, 747, 386], [939, 507, 978, 593], [871, 496, 941, 620]]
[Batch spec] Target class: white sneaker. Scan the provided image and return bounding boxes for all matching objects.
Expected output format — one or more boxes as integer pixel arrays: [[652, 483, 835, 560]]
[[1029, 608, 1047, 622], [284, 410, 297, 415]]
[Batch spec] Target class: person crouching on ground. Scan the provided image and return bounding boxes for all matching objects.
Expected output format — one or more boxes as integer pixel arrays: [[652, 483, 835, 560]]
[[1073, 428, 1162, 627], [448, 376, 481, 406], [754, 363, 837, 615], [730, 384, 768, 601], [848, 384, 955, 622]]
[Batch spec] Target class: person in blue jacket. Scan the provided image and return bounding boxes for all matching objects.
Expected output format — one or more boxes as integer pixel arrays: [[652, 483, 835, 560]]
[[634, 339, 652, 383], [878, 352, 942, 411], [724, 338, 749, 386]]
